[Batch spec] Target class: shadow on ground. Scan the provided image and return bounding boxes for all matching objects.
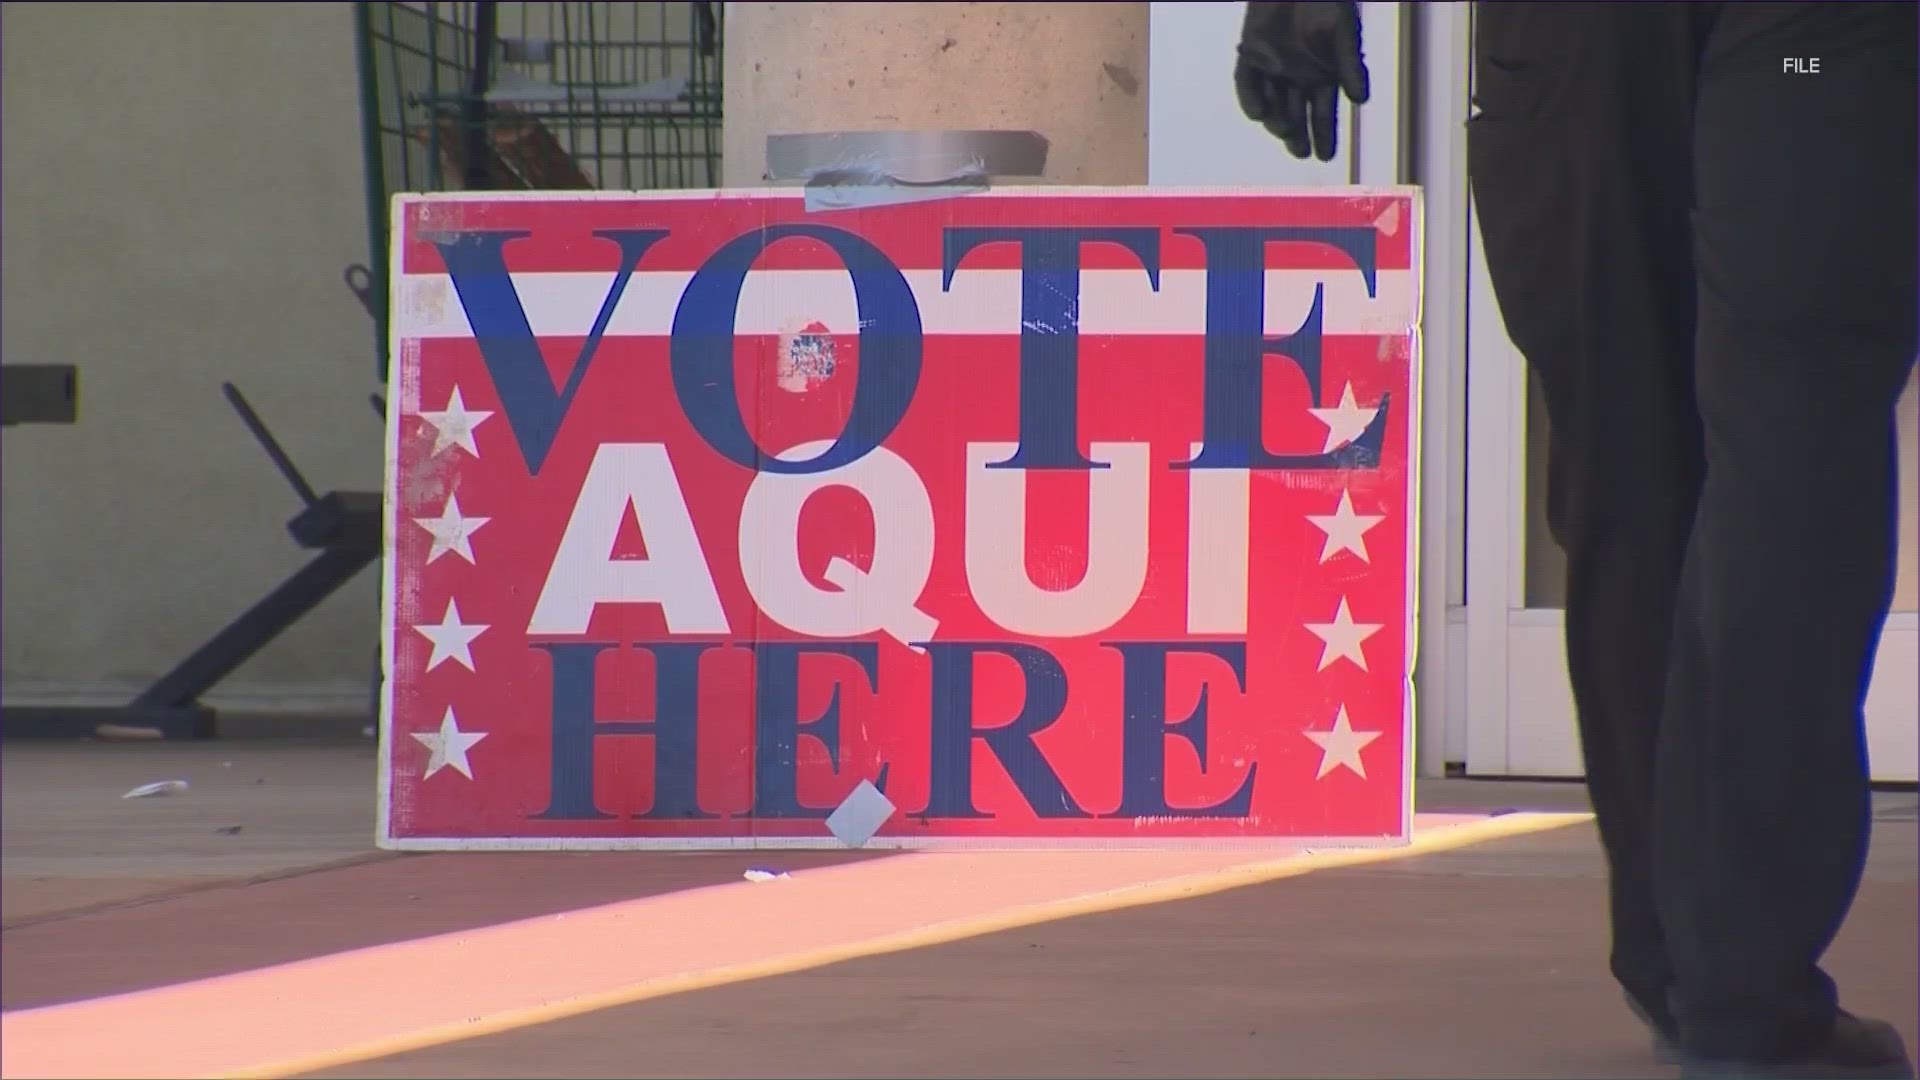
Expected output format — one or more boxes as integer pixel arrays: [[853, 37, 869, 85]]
[[0, 850, 898, 1010], [300, 822, 1917, 1080]]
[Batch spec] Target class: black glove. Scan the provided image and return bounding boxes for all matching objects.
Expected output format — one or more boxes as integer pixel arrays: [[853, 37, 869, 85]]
[[1235, 1, 1371, 162]]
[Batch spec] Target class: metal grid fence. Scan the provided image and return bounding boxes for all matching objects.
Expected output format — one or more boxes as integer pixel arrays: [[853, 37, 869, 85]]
[[354, 1, 722, 377]]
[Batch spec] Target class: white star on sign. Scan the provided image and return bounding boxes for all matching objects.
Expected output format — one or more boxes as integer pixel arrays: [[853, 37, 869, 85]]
[[1303, 704, 1382, 779], [416, 387, 493, 459], [414, 494, 489, 565], [1306, 489, 1386, 564], [413, 598, 488, 672], [411, 706, 487, 780], [1307, 382, 1380, 452], [1305, 597, 1383, 671]]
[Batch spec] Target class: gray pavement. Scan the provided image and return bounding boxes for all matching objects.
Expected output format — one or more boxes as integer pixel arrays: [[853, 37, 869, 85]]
[[6, 740, 1912, 926], [2, 739, 1912, 1078], [306, 818, 1919, 1080], [1, 739, 381, 924]]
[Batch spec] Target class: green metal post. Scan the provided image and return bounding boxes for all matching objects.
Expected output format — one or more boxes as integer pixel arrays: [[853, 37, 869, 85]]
[[352, 0, 394, 384]]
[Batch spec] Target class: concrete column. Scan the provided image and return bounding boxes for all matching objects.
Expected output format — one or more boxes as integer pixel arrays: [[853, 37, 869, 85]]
[[722, 2, 1149, 187]]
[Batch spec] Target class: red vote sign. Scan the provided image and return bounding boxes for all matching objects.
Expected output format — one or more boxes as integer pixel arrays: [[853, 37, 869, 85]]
[[378, 188, 1422, 849]]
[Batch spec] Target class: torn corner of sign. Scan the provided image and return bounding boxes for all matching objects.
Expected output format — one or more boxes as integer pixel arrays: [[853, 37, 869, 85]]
[[825, 779, 898, 848], [764, 130, 1049, 212]]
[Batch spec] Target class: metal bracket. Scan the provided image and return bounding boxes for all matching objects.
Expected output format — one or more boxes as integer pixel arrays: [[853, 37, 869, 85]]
[[344, 263, 377, 322], [1, 365, 78, 426], [1, 383, 382, 741]]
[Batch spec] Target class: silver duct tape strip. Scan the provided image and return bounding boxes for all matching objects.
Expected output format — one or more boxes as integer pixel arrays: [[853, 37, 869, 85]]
[[802, 178, 990, 212], [764, 130, 1049, 211]]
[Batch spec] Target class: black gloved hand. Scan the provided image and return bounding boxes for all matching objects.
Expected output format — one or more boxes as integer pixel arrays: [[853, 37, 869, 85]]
[[1235, 1, 1371, 162]]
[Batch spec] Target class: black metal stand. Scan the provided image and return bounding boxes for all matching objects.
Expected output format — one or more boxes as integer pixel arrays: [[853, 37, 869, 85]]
[[1, 364, 78, 426], [2, 383, 382, 741]]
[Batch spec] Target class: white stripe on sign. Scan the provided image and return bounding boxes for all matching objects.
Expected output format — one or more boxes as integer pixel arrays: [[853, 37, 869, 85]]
[[393, 269, 1416, 340]]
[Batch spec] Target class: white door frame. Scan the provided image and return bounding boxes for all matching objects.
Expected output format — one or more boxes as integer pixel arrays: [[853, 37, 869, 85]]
[[1150, 3, 1472, 779], [1446, 4, 1920, 782], [1146, 1, 1405, 189], [1406, 1, 1474, 778]]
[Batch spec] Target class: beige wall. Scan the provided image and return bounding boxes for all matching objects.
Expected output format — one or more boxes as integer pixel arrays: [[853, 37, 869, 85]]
[[722, 2, 1148, 187], [1, 2, 379, 709]]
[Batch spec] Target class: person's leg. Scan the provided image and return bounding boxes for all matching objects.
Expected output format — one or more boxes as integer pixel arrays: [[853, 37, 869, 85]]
[[1466, 1, 1708, 1031], [1655, 2, 1919, 1071]]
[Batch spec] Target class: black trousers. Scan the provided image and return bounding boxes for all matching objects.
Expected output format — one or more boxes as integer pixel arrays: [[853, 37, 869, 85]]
[[1466, 0, 1918, 1060]]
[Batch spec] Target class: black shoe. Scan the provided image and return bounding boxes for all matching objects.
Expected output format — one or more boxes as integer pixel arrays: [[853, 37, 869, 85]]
[[1624, 993, 1684, 1065], [1675, 1013, 1916, 1080]]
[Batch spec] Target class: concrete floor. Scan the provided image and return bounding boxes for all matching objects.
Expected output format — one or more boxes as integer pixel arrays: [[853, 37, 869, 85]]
[[310, 825, 1918, 1080], [0, 740, 1597, 924], [0, 740, 384, 924], [2, 741, 1914, 1079]]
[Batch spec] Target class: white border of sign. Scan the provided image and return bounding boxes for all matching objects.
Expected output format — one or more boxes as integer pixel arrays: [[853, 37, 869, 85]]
[[376, 185, 1424, 851]]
